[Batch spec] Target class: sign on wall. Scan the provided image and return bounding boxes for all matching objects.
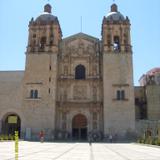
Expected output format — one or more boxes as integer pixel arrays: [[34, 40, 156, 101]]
[[8, 116, 17, 124]]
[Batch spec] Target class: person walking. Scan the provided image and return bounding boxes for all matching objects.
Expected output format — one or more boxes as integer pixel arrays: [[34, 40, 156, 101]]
[[109, 134, 113, 143], [39, 130, 44, 143], [88, 132, 92, 145]]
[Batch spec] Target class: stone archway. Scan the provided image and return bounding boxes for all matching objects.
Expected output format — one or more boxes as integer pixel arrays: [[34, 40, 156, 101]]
[[1, 113, 21, 137], [72, 114, 87, 140]]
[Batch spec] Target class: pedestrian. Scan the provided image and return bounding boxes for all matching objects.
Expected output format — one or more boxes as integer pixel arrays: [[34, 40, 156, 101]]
[[88, 132, 92, 145], [39, 130, 44, 143], [109, 134, 113, 143]]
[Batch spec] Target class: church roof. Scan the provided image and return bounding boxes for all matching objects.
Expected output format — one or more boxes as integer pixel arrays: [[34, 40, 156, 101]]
[[62, 32, 99, 42]]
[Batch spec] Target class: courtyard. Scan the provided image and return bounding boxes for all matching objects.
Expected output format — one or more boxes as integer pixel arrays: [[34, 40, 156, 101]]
[[0, 141, 160, 160]]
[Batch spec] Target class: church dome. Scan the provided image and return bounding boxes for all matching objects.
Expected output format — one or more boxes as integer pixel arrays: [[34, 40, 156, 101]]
[[35, 13, 57, 23], [139, 67, 160, 86], [106, 12, 125, 21], [106, 4, 125, 21], [146, 67, 160, 76], [35, 4, 57, 23]]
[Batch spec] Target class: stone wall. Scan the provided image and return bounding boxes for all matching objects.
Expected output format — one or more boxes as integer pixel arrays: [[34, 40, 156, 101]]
[[0, 71, 24, 133], [136, 120, 160, 138], [146, 85, 160, 120]]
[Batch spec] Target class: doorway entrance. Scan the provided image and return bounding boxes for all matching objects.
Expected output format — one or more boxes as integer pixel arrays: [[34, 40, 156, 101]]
[[2, 114, 21, 137], [72, 114, 87, 140]]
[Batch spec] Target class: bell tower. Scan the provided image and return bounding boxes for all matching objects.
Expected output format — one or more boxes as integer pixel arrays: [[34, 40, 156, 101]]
[[27, 4, 62, 53], [22, 4, 62, 135], [102, 4, 135, 137]]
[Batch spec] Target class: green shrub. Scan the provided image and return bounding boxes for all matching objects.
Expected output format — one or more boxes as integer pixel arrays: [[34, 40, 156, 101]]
[[157, 139, 160, 146], [4, 135, 8, 140], [141, 139, 145, 143], [8, 135, 15, 140], [0, 135, 3, 141], [0, 134, 15, 141], [137, 137, 145, 143], [151, 138, 157, 145], [137, 136, 160, 146]]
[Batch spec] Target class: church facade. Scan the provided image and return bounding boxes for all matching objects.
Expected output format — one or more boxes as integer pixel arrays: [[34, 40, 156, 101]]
[[0, 3, 160, 140]]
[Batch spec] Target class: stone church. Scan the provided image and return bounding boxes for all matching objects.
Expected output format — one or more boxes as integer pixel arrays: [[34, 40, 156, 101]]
[[0, 3, 160, 140]]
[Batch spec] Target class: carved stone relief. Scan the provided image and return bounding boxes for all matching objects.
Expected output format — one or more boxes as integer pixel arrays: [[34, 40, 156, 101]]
[[93, 65, 98, 76], [64, 66, 68, 75], [93, 87, 97, 101], [147, 75, 156, 85], [64, 90, 67, 101], [93, 112, 97, 121], [73, 85, 87, 100], [61, 38, 99, 58], [87, 44, 94, 54], [93, 121, 97, 130], [62, 122, 66, 130], [62, 112, 67, 121]]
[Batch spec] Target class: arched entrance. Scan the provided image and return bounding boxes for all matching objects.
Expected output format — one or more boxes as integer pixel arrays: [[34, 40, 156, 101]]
[[72, 114, 87, 140], [2, 114, 21, 137]]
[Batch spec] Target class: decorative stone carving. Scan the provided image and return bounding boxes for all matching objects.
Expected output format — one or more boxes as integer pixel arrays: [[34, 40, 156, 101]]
[[64, 66, 68, 75], [93, 112, 97, 121], [62, 112, 67, 121], [61, 37, 100, 59], [62, 122, 66, 130], [87, 44, 94, 54], [73, 85, 87, 100], [93, 65, 98, 76], [93, 87, 97, 101], [147, 75, 156, 85], [93, 121, 97, 130], [69, 46, 76, 54], [69, 39, 84, 56], [64, 90, 67, 101]]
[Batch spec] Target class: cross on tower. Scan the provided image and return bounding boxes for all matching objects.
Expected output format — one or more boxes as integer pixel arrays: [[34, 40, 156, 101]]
[[47, 0, 50, 4]]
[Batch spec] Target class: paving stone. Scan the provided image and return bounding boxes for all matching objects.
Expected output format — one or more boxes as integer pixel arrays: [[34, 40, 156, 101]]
[[0, 142, 160, 160]]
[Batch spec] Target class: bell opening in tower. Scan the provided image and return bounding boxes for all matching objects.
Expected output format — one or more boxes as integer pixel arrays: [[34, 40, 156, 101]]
[[113, 36, 121, 52]]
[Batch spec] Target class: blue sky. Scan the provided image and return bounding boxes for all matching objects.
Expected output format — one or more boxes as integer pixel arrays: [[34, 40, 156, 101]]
[[0, 0, 160, 85]]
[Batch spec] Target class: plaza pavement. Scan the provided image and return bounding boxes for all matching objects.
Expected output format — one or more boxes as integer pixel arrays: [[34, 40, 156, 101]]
[[0, 141, 160, 160]]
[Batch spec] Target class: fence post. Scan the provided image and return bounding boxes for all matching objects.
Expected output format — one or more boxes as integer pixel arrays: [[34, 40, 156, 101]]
[[15, 131, 19, 160]]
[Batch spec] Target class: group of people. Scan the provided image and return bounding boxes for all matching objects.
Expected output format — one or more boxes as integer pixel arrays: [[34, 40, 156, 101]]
[[88, 132, 114, 144], [39, 130, 116, 143]]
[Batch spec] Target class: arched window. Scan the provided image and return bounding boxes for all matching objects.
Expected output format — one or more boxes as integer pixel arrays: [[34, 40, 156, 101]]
[[75, 65, 86, 79], [107, 34, 111, 46], [40, 36, 46, 49], [50, 34, 54, 45], [30, 89, 38, 99], [116, 90, 125, 100], [34, 90, 38, 98], [2, 113, 21, 136], [30, 90, 34, 98], [116, 90, 121, 100]]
